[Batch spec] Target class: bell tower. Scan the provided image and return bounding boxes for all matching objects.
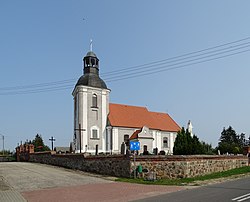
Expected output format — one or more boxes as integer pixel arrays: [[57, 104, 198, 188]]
[[72, 45, 110, 153]]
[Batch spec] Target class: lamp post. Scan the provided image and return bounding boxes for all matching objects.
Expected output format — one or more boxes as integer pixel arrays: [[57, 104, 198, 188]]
[[0, 134, 4, 156]]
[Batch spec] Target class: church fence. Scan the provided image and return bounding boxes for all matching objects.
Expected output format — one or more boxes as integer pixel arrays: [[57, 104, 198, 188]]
[[28, 152, 248, 179]]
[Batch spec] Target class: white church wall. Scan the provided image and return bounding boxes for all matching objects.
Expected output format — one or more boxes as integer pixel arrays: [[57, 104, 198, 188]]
[[138, 138, 153, 153], [73, 85, 110, 154], [73, 86, 89, 153], [112, 127, 119, 152], [156, 131, 161, 151], [114, 127, 136, 153], [152, 131, 156, 149]]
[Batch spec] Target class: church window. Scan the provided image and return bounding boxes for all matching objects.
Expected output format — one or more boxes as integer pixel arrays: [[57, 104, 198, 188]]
[[92, 94, 97, 108], [91, 126, 99, 139], [124, 134, 129, 146], [86, 58, 90, 67], [143, 145, 149, 155], [163, 137, 168, 148], [91, 58, 95, 66], [92, 129, 98, 139]]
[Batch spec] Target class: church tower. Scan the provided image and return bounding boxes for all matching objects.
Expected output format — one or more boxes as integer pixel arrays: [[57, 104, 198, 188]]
[[72, 48, 110, 153]]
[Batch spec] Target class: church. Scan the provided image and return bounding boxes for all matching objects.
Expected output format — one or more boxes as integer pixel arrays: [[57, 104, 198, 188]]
[[72, 49, 180, 154]]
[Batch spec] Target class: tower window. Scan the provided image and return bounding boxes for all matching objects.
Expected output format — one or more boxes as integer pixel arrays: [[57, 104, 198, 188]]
[[86, 58, 90, 67], [92, 129, 98, 139], [163, 137, 168, 148], [90, 126, 99, 139], [91, 58, 96, 66], [92, 94, 97, 108]]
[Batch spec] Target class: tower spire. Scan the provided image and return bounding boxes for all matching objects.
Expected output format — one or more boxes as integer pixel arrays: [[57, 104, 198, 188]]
[[90, 39, 93, 51]]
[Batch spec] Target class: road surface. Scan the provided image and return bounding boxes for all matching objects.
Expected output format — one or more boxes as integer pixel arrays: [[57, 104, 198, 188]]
[[0, 162, 187, 202], [135, 175, 250, 202]]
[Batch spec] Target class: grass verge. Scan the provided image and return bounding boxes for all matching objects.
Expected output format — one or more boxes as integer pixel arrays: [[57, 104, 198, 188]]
[[115, 166, 250, 186]]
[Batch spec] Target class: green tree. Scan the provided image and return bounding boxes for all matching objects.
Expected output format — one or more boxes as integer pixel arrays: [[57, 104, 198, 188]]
[[173, 127, 213, 155], [217, 126, 245, 154], [173, 127, 189, 155], [200, 141, 214, 155], [32, 134, 50, 152]]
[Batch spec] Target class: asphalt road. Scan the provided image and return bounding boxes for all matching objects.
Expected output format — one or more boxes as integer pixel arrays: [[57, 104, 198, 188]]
[[134, 176, 250, 202]]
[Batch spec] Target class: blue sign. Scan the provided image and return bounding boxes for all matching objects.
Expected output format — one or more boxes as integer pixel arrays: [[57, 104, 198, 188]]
[[130, 141, 140, 151]]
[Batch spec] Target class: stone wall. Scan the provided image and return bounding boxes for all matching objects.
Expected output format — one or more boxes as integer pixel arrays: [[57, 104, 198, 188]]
[[29, 152, 130, 177], [28, 152, 248, 179], [131, 155, 248, 179]]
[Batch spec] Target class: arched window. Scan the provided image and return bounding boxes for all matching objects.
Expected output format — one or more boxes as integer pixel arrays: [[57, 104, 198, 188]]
[[163, 137, 168, 148], [92, 94, 97, 108], [124, 134, 129, 146], [91, 126, 99, 139], [91, 58, 96, 66], [86, 58, 90, 67], [92, 129, 98, 139]]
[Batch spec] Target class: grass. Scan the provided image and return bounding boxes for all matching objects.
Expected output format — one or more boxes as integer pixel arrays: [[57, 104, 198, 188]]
[[116, 166, 250, 186]]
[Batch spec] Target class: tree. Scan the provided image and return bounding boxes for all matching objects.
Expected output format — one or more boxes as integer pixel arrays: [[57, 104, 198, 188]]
[[173, 127, 206, 155], [32, 134, 50, 152], [200, 141, 214, 155], [173, 127, 190, 155], [217, 126, 245, 154]]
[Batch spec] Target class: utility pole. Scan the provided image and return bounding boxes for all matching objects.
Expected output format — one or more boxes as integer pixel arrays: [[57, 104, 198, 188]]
[[3, 135, 4, 156], [49, 136, 56, 151], [0, 134, 4, 156], [74, 124, 86, 153]]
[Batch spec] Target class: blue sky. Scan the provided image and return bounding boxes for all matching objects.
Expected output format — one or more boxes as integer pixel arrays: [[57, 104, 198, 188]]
[[1, 0, 250, 151]]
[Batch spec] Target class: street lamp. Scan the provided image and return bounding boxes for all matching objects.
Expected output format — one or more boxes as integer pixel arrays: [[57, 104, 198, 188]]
[[0, 134, 4, 156]]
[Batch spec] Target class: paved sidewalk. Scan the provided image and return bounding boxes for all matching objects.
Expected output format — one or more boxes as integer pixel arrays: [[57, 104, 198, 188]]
[[0, 190, 27, 202], [21, 182, 186, 202], [0, 176, 26, 202]]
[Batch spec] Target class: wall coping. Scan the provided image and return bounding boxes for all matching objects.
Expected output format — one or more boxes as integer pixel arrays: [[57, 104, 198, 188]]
[[30, 152, 128, 160], [130, 155, 247, 161], [29, 152, 247, 161]]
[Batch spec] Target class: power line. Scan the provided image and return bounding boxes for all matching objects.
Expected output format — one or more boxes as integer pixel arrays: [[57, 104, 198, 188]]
[[104, 43, 250, 81], [101, 37, 250, 76], [0, 79, 75, 91], [106, 48, 250, 82], [1, 37, 250, 95], [0, 85, 73, 95]]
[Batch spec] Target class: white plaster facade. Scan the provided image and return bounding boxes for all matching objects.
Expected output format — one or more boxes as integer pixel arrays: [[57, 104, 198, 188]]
[[72, 83, 110, 153]]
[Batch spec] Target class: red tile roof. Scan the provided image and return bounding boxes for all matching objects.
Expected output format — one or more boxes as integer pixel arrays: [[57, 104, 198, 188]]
[[108, 103, 180, 132], [129, 129, 142, 140]]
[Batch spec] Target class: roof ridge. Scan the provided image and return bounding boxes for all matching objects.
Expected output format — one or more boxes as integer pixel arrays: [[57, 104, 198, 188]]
[[149, 111, 168, 115], [109, 103, 148, 109]]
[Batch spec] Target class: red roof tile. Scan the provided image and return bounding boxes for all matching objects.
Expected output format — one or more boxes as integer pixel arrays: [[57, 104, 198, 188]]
[[108, 103, 180, 132], [129, 129, 142, 140]]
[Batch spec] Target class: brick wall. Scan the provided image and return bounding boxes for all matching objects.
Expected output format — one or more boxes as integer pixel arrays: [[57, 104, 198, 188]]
[[28, 152, 248, 179]]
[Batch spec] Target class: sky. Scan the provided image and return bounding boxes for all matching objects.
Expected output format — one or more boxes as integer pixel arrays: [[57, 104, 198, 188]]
[[1, 0, 250, 151]]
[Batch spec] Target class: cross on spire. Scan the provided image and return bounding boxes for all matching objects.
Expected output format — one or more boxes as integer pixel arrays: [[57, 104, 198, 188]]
[[90, 39, 93, 51]]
